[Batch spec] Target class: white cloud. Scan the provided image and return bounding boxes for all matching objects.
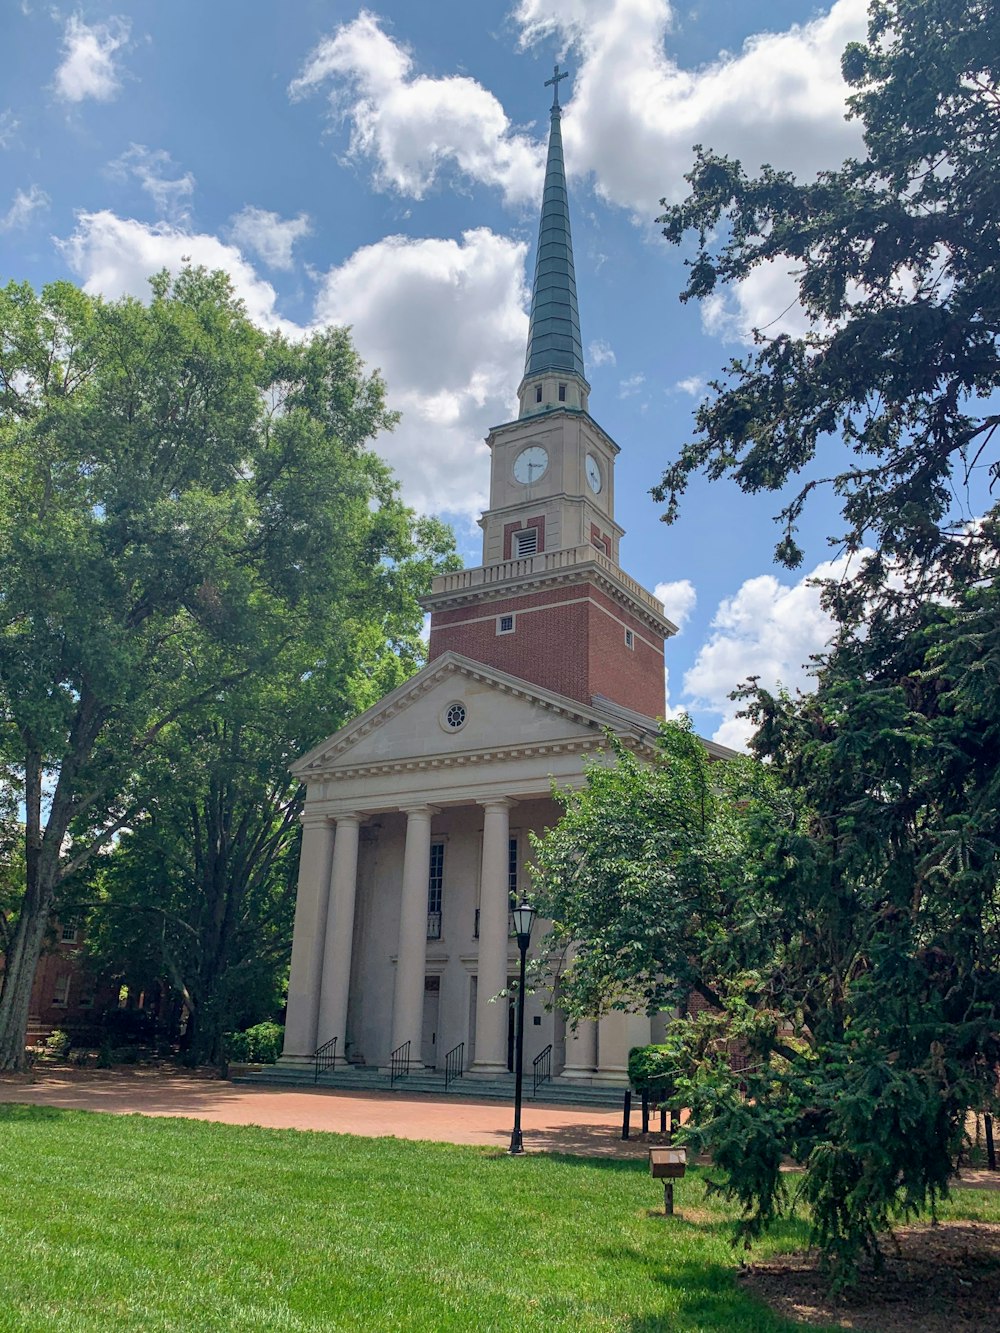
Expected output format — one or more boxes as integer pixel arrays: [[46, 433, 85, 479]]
[[618, 372, 645, 398], [683, 553, 859, 749], [662, 664, 688, 722], [228, 206, 312, 271], [673, 375, 704, 396], [515, 0, 866, 218], [0, 110, 19, 149], [290, 11, 543, 206], [56, 210, 291, 333], [654, 577, 696, 630], [0, 184, 49, 232], [54, 15, 130, 104], [588, 338, 616, 367], [107, 145, 195, 222], [58, 210, 530, 519], [314, 227, 529, 518]]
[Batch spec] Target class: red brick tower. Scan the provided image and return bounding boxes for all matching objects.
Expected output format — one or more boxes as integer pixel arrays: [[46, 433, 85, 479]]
[[422, 66, 674, 718]]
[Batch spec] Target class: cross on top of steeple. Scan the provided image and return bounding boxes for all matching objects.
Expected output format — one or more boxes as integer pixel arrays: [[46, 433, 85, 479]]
[[544, 63, 568, 109]]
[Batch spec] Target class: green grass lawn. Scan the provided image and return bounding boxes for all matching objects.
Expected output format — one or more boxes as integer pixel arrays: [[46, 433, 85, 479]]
[[1, 1106, 998, 1332]]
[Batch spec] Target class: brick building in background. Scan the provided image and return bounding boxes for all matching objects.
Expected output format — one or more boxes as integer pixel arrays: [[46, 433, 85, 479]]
[[276, 69, 732, 1085]]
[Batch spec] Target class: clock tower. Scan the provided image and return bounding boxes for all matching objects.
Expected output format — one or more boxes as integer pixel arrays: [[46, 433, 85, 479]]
[[423, 67, 674, 719]]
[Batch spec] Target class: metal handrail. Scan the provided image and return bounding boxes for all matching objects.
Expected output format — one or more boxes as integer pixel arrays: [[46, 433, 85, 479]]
[[444, 1041, 465, 1091], [532, 1043, 552, 1096], [314, 1035, 337, 1084], [390, 1039, 411, 1086]]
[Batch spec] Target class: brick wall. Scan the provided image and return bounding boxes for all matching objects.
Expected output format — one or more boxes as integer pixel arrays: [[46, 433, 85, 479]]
[[428, 576, 665, 717]]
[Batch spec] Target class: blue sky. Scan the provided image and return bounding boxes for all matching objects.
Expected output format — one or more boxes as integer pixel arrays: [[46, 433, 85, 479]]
[[1, 0, 879, 747]]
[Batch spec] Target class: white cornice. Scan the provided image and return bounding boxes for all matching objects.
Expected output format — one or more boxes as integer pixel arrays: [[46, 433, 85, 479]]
[[421, 557, 674, 637]]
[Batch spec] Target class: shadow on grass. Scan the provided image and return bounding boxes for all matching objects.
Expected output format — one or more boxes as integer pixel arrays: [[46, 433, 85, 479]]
[[0, 1102, 69, 1123], [596, 1244, 823, 1332]]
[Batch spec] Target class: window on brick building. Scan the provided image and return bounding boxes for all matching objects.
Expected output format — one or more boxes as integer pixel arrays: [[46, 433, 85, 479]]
[[624, 628, 635, 649], [497, 613, 515, 635], [61, 924, 78, 944], [52, 974, 70, 1007], [513, 527, 538, 558]]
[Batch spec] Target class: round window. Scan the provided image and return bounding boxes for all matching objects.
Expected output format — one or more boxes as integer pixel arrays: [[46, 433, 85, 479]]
[[442, 701, 467, 731]]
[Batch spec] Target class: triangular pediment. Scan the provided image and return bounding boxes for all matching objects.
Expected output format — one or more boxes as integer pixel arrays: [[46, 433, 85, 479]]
[[292, 652, 654, 781]]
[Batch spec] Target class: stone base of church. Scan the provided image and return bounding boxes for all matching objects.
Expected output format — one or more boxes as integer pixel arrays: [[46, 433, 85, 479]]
[[275, 1053, 315, 1072]]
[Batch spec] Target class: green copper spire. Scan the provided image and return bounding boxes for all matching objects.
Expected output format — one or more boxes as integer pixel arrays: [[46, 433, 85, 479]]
[[523, 65, 585, 383]]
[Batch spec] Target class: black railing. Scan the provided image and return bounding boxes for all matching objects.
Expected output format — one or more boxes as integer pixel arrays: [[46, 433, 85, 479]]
[[444, 1041, 465, 1091], [390, 1039, 411, 1086], [532, 1043, 552, 1097], [313, 1035, 337, 1084], [426, 911, 442, 940]]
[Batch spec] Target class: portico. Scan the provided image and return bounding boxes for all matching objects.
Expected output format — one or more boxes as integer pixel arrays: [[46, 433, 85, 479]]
[[279, 654, 666, 1082]]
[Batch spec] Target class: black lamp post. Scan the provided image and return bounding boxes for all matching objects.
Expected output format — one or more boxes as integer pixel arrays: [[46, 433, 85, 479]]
[[509, 900, 535, 1155]]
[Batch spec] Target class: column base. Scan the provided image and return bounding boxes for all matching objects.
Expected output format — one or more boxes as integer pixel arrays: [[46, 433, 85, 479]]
[[275, 1053, 315, 1072], [591, 1071, 630, 1086], [560, 1066, 598, 1081], [468, 1062, 511, 1078]]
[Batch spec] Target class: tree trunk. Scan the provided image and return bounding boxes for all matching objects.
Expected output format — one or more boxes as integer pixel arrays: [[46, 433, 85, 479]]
[[0, 870, 56, 1070]]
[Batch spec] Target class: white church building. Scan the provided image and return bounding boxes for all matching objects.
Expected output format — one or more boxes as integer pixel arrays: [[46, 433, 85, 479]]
[[279, 70, 728, 1086]]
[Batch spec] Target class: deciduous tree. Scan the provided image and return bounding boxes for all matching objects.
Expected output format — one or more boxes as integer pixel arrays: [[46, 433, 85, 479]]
[[0, 269, 455, 1068]]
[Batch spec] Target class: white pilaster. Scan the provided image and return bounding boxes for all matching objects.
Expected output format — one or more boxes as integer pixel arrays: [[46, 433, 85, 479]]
[[390, 805, 437, 1061], [595, 1011, 652, 1085], [281, 813, 335, 1060], [561, 1019, 598, 1080], [472, 797, 514, 1075], [315, 814, 361, 1062]]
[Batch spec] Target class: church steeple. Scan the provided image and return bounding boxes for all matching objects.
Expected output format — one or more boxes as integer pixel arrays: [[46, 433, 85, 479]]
[[421, 61, 672, 723], [519, 66, 589, 419]]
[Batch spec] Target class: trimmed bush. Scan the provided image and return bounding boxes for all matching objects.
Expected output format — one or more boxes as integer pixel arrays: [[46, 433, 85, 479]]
[[628, 1044, 675, 1097], [224, 1022, 283, 1065]]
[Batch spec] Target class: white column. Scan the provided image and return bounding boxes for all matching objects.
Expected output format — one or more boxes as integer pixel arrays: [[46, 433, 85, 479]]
[[596, 1011, 652, 1084], [315, 814, 361, 1062], [281, 813, 335, 1059], [390, 806, 437, 1061], [472, 797, 513, 1075], [561, 1019, 598, 1080]]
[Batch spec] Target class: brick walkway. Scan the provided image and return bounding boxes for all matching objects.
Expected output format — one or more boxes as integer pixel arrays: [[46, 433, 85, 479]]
[[0, 1067, 648, 1158]]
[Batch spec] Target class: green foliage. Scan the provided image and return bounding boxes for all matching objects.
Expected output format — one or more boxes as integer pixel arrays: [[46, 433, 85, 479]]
[[620, 0, 1000, 1282], [655, 0, 999, 587], [43, 1030, 71, 1058], [0, 267, 458, 1067], [628, 1044, 674, 1095], [224, 1021, 284, 1064]]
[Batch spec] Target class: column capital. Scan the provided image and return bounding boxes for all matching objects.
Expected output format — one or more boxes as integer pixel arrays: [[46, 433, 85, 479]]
[[477, 796, 516, 811], [299, 810, 332, 829], [331, 812, 361, 828], [398, 803, 440, 819]]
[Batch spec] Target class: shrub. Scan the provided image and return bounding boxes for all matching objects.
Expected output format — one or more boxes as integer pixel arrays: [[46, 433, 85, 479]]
[[224, 1022, 283, 1065], [628, 1044, 675, 1098], [45, 1030, 72, 1059]]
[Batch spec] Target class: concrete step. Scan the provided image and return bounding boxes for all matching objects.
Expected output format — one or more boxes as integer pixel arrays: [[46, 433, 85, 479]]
[[233, 1064, 627, 1110]]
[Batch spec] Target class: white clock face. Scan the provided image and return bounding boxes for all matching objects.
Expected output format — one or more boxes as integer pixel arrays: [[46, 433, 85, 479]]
[[513, 445, 548, 484], [585, 453, 602, 494]]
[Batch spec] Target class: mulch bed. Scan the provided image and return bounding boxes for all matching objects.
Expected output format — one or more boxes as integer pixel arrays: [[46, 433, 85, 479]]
[[739, 1221, 1000, 1330]]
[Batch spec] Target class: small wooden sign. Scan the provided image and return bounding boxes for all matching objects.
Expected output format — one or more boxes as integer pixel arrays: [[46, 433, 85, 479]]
[[648, 1147, 687, 1179]]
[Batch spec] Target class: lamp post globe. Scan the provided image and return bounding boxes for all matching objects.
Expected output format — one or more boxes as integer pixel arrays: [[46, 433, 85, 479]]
[[509, 901, 535, 1155]]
